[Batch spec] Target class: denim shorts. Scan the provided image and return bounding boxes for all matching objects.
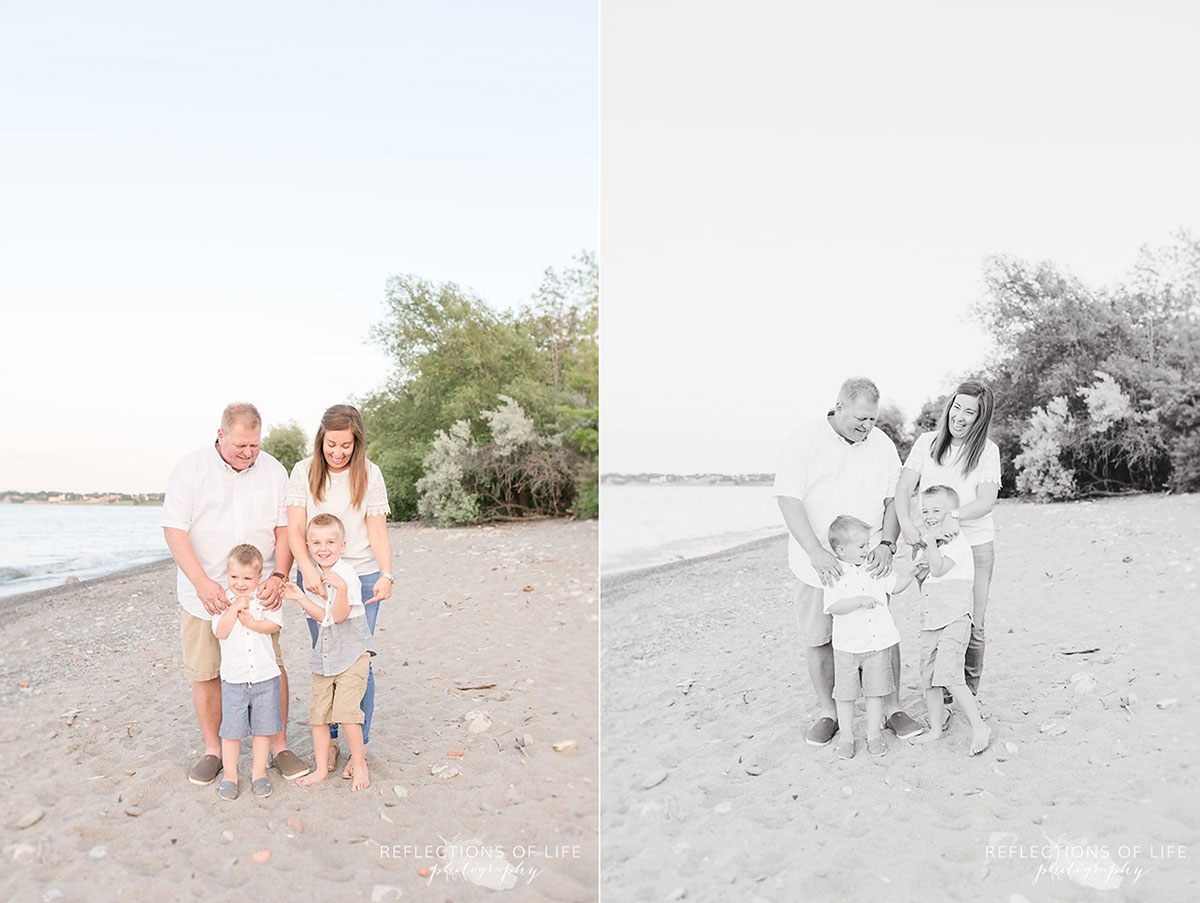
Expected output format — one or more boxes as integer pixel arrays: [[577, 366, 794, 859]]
[[220, 675, 283, 740], [833, 645, 896, 701]]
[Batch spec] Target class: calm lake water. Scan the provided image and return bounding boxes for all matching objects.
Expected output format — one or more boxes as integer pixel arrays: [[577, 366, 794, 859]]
[[600, 484, 785, 576], [0, 504, 170, 599]]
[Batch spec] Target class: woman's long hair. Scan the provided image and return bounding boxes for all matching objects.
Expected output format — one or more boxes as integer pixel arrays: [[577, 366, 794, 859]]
[[931, 380, 994, 475], [308, 404, 368, 508]]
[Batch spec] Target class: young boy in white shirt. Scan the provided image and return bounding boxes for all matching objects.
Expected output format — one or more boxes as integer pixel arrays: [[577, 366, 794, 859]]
[[282, 513, 376, 792], [910, 485, 992, 756], [823, 516, 918, 758], [212, 544, 285, 800]]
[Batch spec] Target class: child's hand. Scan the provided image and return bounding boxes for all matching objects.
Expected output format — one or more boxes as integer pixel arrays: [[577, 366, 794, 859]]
[[237, 610, 255, 627], [232, 595, 251, 612], [280, 581, 303, 601], [861, 597, 878, 609]]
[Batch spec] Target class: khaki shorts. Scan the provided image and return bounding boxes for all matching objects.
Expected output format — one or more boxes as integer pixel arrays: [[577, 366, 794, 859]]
[[919, 614, 972, 690], [833, 645, 897, 701], [310, 653, 370, 726], [792, 580, 832, 647], [180, 607, 285, 682]]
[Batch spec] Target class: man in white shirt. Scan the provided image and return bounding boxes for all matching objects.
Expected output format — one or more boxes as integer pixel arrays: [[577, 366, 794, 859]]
[[774, 377, 923, 746], [163, 402, 309, 785]]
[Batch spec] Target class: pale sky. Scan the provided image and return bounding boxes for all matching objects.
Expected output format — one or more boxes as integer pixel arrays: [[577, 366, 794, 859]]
[[1, 1, 596, 493], [601, 0, 1200, 474]]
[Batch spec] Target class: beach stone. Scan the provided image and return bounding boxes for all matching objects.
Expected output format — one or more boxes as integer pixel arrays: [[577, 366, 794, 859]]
[[41, 890, 64, 901], [6, 844, 39, 865], [745, 764, 764, 776], [1004, 742, 1018, 755], [252, 850, 271, 863], [88, 845, 108, 859], [393, 786, 409, 800], [468, 714, 492, 733], [641, 769, 669, 789], [124, 806, 143, 817], [1073, 676, 1098, 695], [16, 809, 44, 829]]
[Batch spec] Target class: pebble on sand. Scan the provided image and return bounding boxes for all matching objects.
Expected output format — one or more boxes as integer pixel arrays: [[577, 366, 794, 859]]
[[88, 846, 107, 859], [552, 740, 578, 752], [125, 806, 143, 817], [252, 850, 271, 864], [468, 714, 492, 733], [16, 809, 44, 829], [1157, 698, 1180, 709], [393, 786, 409, 800], [222, 831, 234, 842]]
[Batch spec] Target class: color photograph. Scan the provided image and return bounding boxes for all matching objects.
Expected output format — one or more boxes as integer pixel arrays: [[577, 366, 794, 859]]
[[1, 3, 598, 900]]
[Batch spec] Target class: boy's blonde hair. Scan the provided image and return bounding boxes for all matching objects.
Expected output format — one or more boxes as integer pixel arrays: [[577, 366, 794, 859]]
[[921, 484, 960, 507], [227, 543, 264, 572], [307, 512, 346, 539], [828, 515, 872, 551]]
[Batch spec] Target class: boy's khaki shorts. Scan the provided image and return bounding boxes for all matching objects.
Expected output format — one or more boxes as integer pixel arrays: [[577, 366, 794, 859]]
[[310, 653, 371, 726], [832, 645, 897, 701], [179, 607, 285, 681], [919, 614, 972, 690]]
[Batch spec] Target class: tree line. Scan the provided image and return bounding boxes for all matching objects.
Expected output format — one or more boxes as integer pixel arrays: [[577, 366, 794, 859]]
[[264, 252, 598, 524], [874, 232, 1200, 501]]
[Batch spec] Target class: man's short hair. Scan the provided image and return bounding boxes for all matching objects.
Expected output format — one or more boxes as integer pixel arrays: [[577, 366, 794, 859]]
[[221, 402, 262, 432], [307, 512, 346, 539], [227, 543, 264, 572], [921, 484, 960, 506], [828, 514, 872, 550], [838, 378, 880, 404]]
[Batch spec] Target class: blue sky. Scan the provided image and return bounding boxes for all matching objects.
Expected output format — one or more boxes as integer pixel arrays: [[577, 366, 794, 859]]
[[1, 1, 597, 491]]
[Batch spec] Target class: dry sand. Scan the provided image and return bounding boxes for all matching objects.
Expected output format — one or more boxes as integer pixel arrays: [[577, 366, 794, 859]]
[[601, 494, 1200, 902], [1, 519, 598, 902]]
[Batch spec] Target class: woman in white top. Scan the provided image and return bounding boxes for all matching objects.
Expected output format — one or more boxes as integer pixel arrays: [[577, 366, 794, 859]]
[[287, 404, 392, 776], [896, 380, 1001, 696]]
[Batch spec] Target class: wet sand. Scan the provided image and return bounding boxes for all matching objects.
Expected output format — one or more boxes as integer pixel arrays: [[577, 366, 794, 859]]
[[601, 495, 1200, 902], [2, 519, 598, 902]]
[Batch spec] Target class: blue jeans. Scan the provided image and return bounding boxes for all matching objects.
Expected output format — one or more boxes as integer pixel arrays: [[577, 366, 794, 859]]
[[298, 570, 380, 745]]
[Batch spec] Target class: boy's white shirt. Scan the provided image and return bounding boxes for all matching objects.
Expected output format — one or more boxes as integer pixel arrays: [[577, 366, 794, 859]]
[[914, 533, 975, 629], [304, 556, 364, 625], [822, 564, 902, 654], [211, 587, 284, 683]]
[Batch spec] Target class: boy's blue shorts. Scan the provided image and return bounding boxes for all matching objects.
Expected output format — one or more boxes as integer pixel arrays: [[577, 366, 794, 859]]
[[219, 675, 283, 740]]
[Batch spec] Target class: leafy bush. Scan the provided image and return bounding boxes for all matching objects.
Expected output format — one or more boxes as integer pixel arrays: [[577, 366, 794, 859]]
[[262, 421, 307, 473]]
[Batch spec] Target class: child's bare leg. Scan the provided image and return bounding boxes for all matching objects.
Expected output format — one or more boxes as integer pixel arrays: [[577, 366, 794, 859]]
[[221, 737, 241, 784], [865, 696, 885, 743], [250, 734, 271, 781], [912, 689, 945, 744], [947, 681, 991, 755], [834, 699, 856, 757], [297, 725, 330, 786], [344, 723, 370, 791]]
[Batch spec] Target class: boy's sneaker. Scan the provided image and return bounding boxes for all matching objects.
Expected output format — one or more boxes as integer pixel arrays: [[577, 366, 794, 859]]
[[252, 777, 272, 798], [217, 780, 238, 801]]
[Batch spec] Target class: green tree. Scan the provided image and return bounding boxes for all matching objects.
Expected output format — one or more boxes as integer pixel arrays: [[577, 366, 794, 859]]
[[262, 421, 308, 473]]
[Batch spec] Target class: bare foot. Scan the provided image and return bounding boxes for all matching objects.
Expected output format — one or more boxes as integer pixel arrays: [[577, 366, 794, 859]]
[[969, 722, 992, 756], [912, 729, 943, 744], [297, 769, 328, 787], [350, 758, 370, 792]]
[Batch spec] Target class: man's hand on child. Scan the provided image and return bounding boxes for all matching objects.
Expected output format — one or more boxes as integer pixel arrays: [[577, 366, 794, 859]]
[[197, 577, 229, 615], [257, 575, 284, 608]]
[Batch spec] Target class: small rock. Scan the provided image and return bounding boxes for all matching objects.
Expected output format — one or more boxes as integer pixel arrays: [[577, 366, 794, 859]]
[[419, 867, 431, 878], [666, 890, 686, 901], [88, 845, 108, 859], [222, 831, 234, 842], [1157, 698, 1180, 709], [16, 809, 44, 829], [370, 886, 404, 902], [842, 786, 853, 797], [1004, 742, 1018, 755], [523, 585, 534, 592], [1039, 721, 1067, 736], [1073, 676, 1098, 695], [287, 816, 303, 833], [1032, 814, 1046, 824], [41, 890, 65, 901], [124, 770, 136, 776], [125, 806, 143, 817], [393, 786, 409, 800], [552, 740, 577, 752], [438, 767, 460, 781], [642, 769, 669, 789], [468, 714, 492, 733], [745, 764, 764, 776], [252, 849, 271, 863], [17, 681, 30, 689], [714, 801, 732, 814], [6, 843, 39, 865]]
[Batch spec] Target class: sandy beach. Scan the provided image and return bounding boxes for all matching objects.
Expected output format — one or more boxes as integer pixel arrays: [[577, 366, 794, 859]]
[[601, 494, 1200, 902], [1, 519, 598, 902]]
